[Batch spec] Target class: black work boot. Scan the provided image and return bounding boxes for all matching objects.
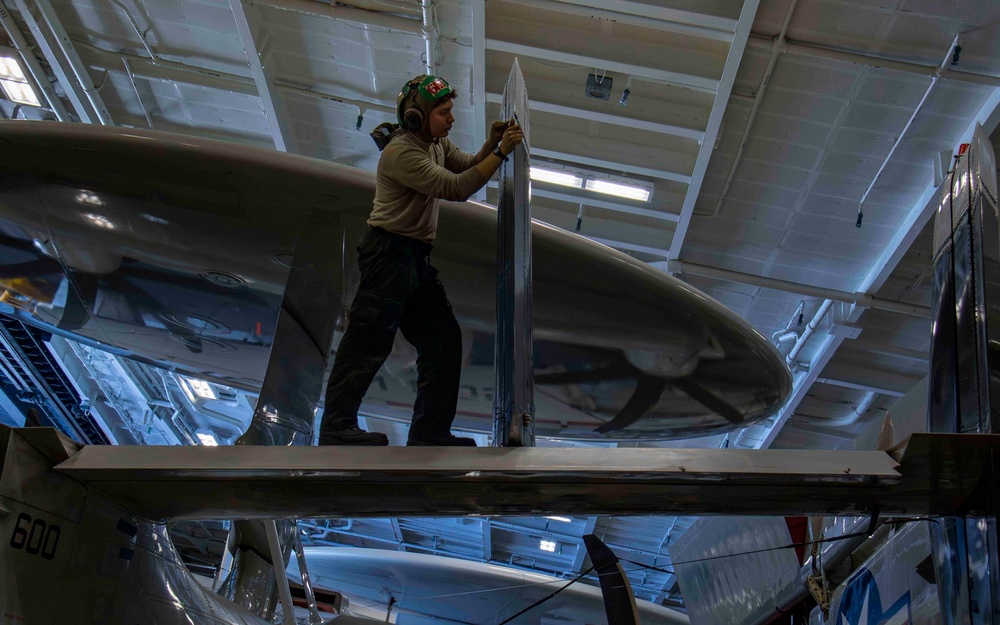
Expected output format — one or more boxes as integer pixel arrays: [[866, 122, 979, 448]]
[[406, 434, 477, 446], [319, 427, 389, 446]]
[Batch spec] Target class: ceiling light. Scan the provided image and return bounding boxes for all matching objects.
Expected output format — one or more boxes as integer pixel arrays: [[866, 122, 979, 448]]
[[77, 191, 105, 207], [83, 213, 116, 230], [530, 167, 583, 189], [546, 516, 572, 523], [196, 431, 219, 446], [181, 376, 217, 401], [585, 179, 651, 202], [539, 539, 557, 552], [0, 57, 39, 106]]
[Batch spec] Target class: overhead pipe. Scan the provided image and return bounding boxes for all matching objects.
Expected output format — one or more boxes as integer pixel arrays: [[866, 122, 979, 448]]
[[771, 299, 805, 345], [420, 0, 438, 73], [857, 36, 958, 222], [793, 390, 878, 428], [746, 35, 1000, 89], [703, 0, 799, 218], [786, 299, 833, 368], [259, 0, 423, 35], [663, 259, 931, 317]]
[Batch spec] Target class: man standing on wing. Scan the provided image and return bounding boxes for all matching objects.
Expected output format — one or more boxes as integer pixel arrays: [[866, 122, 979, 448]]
[[318, 74, 523, 446]]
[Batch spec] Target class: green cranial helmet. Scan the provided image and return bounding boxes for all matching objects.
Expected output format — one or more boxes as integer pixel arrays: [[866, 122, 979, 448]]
[[396, 75, 455, 132]]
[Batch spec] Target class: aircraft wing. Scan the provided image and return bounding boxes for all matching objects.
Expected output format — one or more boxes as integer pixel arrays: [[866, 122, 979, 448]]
[[42, 425, 999, 522]]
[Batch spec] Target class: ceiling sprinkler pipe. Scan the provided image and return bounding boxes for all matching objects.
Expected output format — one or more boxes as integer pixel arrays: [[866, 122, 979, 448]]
[[795, 391, 878, 428], [421, 0, 438, 73], [786, 299, 833, 366], [771, 329, 799, 344]]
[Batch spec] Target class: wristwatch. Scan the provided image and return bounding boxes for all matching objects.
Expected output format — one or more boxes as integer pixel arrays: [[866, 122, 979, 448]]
[[493, 146, 509, 162]]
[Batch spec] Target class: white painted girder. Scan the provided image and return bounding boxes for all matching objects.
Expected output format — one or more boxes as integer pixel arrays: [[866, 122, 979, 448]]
[[485, 92, 705, 141], [485, 38, 720, 94], [665, 0, 760, 260], [228, 0, 294, 153], [514, 0, 735, 42], [550, 0, 737, 34]]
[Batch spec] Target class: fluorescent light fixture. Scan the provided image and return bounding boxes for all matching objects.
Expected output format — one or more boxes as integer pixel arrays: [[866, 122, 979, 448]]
[[585, 179, 651, 202], [77, 191, 105, 207], [180, 376, 217, 402], [546, 516, 572, 523], [0, 57, 26, 81], [83, 213, 116, 230], [530, 167, 583, 189], [0, 57, 39, 106], [196, 431, 219, 446], [539, 539, 557, 552], [185, 377, 217, 401]]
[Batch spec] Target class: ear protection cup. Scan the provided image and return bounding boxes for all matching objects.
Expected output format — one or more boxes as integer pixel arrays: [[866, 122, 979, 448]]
[[401, 104, 423, 132]]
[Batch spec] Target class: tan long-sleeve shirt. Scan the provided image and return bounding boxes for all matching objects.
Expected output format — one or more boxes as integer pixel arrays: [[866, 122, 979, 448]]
[[367, 131, 488, 243]]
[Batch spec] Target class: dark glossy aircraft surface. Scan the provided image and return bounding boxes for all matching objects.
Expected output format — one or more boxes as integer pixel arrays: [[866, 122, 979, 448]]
[[0, 121, 791, 440]]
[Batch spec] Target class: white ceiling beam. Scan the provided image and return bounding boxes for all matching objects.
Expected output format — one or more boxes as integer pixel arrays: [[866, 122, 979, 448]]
[[485, 38, 719, 94], [815, 377, 905, 398], [472, 0, 487, 202], [548, 0, 737, 34], [486, 92, 704, 141], [229, 0, 294, 153], [666, 0, 760, 259], [510, 0, 735, 42], [487, 181, 680, 222], [585, 235, 668, 258], [748, 35, 1000, 89], [79, 42, 397, 116], [532, 147, 691, 184], [480, 518, 492, 562], [259, 0, 424, 35], [570, 516, 598, 571], [12, 0, 112, 124]]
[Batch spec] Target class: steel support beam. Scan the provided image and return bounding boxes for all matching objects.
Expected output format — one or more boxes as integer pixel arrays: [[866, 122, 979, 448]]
[[666, 0, 759, 259], [659, 259, 931, 317], [815, 377, 906, 398], [586, 235, 668, 258], [511, 0, 735, 42], [546, 0, 736, 34], [747, 35, 1000, 89], [486, 92, 704, 141], [485, 39, 719, 94], [472, 0, 487, 201], [229, 0, 294, 152]]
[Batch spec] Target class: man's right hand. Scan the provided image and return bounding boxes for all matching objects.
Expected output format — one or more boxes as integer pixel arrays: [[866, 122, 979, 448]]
[[499, 123, 524, 155]]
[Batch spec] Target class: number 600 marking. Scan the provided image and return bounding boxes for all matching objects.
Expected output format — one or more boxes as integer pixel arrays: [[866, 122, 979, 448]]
[[9, 512, 60, 560]]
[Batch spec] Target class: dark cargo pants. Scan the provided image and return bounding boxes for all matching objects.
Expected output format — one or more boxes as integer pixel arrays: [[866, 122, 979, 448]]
[[319, 226, 463, 442]]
